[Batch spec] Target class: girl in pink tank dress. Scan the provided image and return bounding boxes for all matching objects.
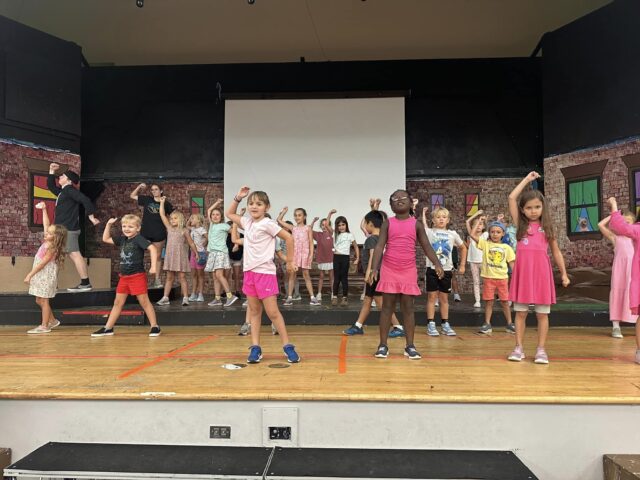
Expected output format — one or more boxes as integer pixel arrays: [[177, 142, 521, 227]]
[[277, 207, 319, 305], [507, 172, 570, 365], [369, 189, 444, 360], [606, 197, 640, 365], [598, 213, 638, 339]]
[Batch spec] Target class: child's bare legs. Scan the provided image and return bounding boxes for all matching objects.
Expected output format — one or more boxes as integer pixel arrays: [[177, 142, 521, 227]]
[[178, 272, 188, 298], [399, 294, 415, 346], [225, 268, 233, 293], [248, 296, 290, 345], [163, 271, 174, 297], [501, 300, 513, 325], [136, 293, 158, 327], [353, 295, 400, 328], [215, 269, 231, 297], [328, 270, 334, 297], [438, 291, 449, 321], [636, 322, 640, 351], [451, 272, 459, 295], [105, 293, 128, 329], [536, 313, 549, 349], [514, 310, 527, 347], [247, 296, 263, 346], [318, 270, 326, 297], [287, 272, 295, 299], [426, 291, 438, 319], [213, 274, 221, 296], [484, 299, 494, 325], [196, 270, 204, 294], [470, 263, 481, 304], [35, 297, 55, 327], [301, 269, 315, 298], [151, 240, 164, 284], [379, 293, 398, 344]]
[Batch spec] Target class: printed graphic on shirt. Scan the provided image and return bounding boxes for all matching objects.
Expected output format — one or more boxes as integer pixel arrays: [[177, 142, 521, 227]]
[[486, 245, 506, 267]]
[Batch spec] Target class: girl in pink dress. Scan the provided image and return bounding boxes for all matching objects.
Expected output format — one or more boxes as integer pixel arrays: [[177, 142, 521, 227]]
[[507, 172, 570, 365], [277, 207, 318, 306], [606, 197, 640, 365], [369, 189, 443, 360], [598, 213, 638, 339]]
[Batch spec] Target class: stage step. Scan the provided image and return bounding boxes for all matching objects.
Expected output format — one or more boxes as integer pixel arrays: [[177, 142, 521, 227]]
[[5, 442, 538, 480], [60, 308, 145, 325], [604, 454, 640, 480]]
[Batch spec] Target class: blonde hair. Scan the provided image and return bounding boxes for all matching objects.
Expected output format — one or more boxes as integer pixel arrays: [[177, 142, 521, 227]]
[[622, 210, 636, 224], [121, 214, 141, 227], [169, 211, 186, 229], [49, 224, 68, 267], [431, 207, 450, 219], [189, 213, 205, 228]]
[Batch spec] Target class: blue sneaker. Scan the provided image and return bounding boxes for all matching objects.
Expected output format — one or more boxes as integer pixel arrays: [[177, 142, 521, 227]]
[[404, 344, 421, 360], [388, 327, 405, 338], [343, 324, 364, 335], [374, 344, 389, 358], [441, 322, 457, 336], [247, 345, 262, 364], [283, 344, 300, 363], [427, 321, 439, 337]]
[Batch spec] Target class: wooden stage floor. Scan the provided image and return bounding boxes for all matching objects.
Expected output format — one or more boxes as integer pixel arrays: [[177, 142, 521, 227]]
[[0, 325, 638, 404]]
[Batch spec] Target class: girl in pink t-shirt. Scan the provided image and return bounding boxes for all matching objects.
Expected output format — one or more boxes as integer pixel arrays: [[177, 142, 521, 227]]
[[227, 186, 300, 364], [311, 209, 337, 302], [369, 189, 443, 360], [277, 206, 319, 306]]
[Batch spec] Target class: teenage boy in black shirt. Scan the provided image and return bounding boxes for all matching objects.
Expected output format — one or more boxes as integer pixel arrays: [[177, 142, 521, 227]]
[[47, 162, 100, 291]]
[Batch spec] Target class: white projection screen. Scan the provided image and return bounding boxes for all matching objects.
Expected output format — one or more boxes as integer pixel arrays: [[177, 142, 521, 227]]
[[224, 97, 406, 243]]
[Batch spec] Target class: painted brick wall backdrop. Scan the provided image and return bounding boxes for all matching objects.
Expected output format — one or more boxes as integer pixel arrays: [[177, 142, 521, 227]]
[[544, 137, 640, 270], [0, 140, 81, 258]]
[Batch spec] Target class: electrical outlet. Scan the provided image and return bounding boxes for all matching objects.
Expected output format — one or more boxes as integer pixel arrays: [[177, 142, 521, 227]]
[[269, 426, 291, 440], [210, 426, 231, 439]]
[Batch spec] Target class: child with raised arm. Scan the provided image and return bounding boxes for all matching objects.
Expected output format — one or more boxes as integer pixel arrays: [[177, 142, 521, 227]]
[[310, 209, 336, 302], [343, 210, 404, 337], [92, 214, 161, 337], [369, 189, 444, 360], [466, 210, 516, 334], [332, 215, 360, 306], [599, 211, 638, 339], [187, 213, 208, 302], [25, 202, 67, 334], [507, 172, 570, 364], [227, 186, 300, 364], [422, 206, 467, 337], [606, 197, 640, 364], [205, 200, 238, 307], [466, 213, 486, 308], [277, 207, 319, 305], [156, 198, 198, 307]]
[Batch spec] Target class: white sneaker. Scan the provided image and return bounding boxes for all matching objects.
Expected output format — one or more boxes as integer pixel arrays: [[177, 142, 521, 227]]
[[292, 295, 302, 301], [434, 300, 439, 308], [473, 301, 481, 308], [612, 327, 623, 338], [28, 325, 51, 334], [242, 300, 249, 307], [316, 293, 322, 301], [49, 318, 61, 328], [196, 293, 205, 302], [453, 293, 462, 302], [360, 293, 365, 301], [310, 296, 320, 306], [188, 293, 198, 302], [182, 297, 190, 306], [156, 296, 170, 306]]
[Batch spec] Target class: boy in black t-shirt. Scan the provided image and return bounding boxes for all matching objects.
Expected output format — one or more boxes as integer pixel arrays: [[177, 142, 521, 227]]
[[92, 214, 161, 337], [343, 211, 404, 337]]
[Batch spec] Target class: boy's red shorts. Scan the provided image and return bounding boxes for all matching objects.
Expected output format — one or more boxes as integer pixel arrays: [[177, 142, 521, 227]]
[[116, 272, 148, 296]]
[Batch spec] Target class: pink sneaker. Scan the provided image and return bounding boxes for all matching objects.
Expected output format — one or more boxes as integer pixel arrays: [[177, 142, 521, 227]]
[[534, 347, 549, 364], [508, 345, 525, 362]]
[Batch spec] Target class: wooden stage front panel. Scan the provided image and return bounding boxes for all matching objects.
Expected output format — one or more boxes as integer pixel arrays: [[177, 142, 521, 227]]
[[0, 326, 638, 404]]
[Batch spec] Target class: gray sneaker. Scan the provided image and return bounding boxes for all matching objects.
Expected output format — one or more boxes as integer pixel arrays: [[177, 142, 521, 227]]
[[441, 322, 457, 336], [224, 295, 239, 307], [238, 323, 251, 336], [427, 321, 439, 336], [478, 323, 492, 334], [156, 296, 170, 306], [208, 299, 223, 307], [505, 323, 516, 334]]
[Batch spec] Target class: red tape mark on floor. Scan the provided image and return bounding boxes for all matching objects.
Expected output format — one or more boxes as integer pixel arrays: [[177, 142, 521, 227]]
[[338, 336, 348, 374], [117, 335, 217, 379]]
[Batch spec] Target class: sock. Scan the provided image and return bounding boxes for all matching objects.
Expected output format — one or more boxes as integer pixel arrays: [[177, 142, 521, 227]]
[[355, 322, 363, 328], [226, 292, 233, 299], [393, 325, 404, 331], [612, 321, 620, 328], [428, 319, 434, 323], [215, 295, 221, 300], [80, 278, 90, 285], [441, 319, 449, 325]]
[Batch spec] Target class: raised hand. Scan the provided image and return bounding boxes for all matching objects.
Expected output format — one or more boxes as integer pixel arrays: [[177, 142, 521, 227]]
[[369, 198, 376, 209], [526, 171, 540, 182], [49, 163, 60, 173], [89, 215, 100, 226], [312, 216, 319, 223], [422, 206, 429, 215], [35, 202, 46, 210], [280, 206, 289, 215], [159, 196, 166, 203], [497, 213, 505, 222], [412, 198, 419, 209], [607, 197, 618, 211], [237, 186, 250, 199], [107, 217, 118, 225], [138, 183, 146, 189], [329, 209, 337, 215]]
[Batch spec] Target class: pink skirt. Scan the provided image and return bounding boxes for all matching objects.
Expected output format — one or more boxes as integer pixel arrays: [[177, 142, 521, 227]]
[[376, 259, 421, 296]]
